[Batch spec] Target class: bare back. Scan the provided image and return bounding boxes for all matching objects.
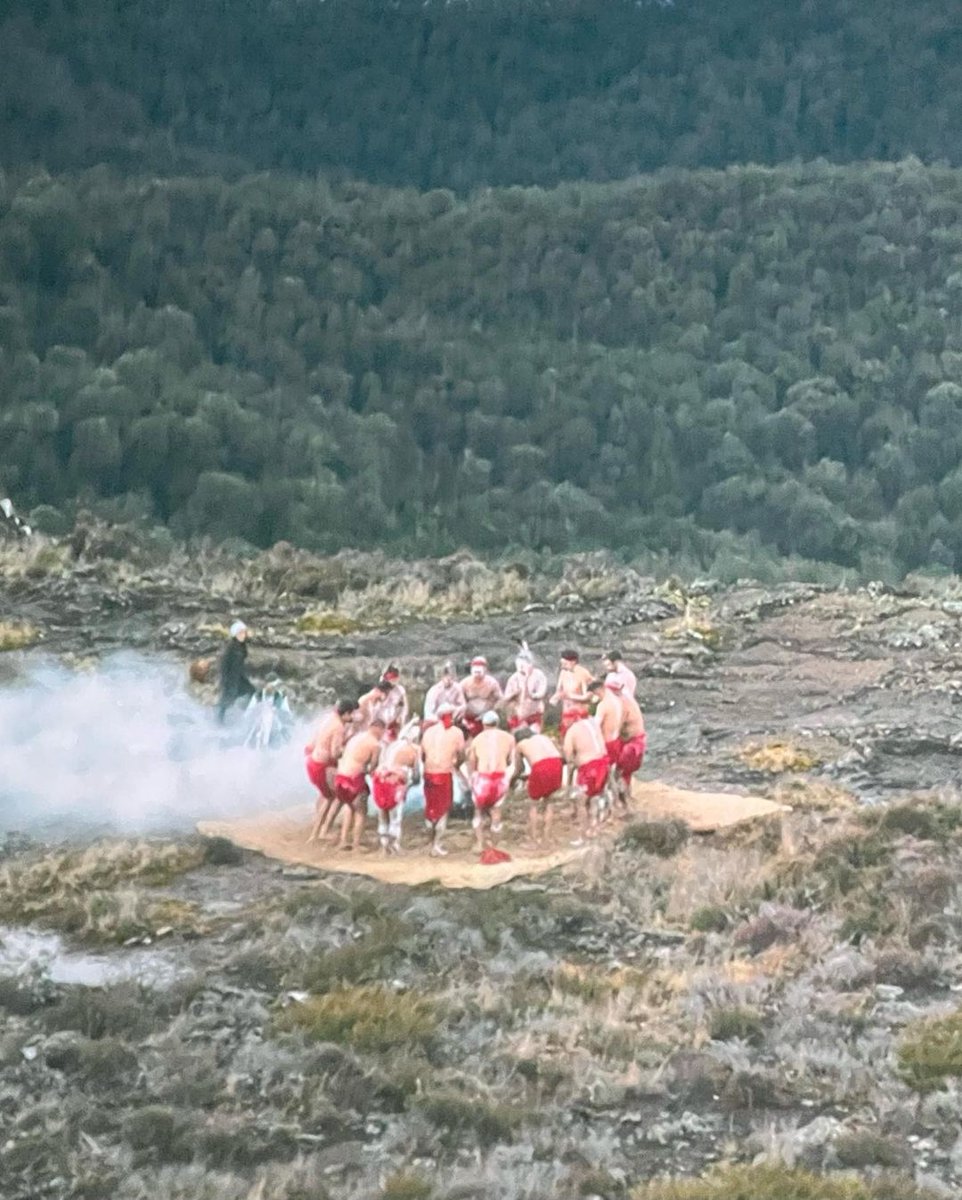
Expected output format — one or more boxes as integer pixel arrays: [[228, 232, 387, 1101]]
[[469, 728, 516, 774], [596, 692, 624, 742], [338, 730, 381, 777], [421, 723, 465, 773], [620, 693, 646, 738], [563, 717, 608, 767], [381, 739, 419, 775], [311, 712, 345, 763], [517, 733, 562, 768]]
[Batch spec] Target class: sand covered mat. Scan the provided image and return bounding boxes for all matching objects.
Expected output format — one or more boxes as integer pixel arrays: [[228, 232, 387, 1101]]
[[197, 779, 786, 890], [632, 780, 789, 832]]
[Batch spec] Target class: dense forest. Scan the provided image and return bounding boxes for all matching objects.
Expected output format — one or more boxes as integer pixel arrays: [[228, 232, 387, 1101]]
[[3, 0, 962, 189], [4, 1, 962, 576], [4, 159, 962, 577]]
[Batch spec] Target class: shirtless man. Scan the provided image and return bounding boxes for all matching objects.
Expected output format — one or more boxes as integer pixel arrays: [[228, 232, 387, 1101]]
[[423, 662, 467, 724], [602, 649, 637, 698], [420, 704, 466, 856], [514, 726, 564, 848], [356, 679, 390, 732], [613, 682, 647, 803], [379, 664, 409, 739], [466, 711, 517, 852], [306, 698, 358, 842], [371, 720, 420, 855], [324, 718, 384, 852], [460, 656, 503, 739], [593, 677, 626, 820], [562, 713, 612, 843], [502, 648, 548, 733], [550, 649, 594, 737]]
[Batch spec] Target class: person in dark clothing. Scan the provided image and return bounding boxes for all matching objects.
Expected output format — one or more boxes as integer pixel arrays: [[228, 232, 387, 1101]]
[[218, 620, 255, 722]]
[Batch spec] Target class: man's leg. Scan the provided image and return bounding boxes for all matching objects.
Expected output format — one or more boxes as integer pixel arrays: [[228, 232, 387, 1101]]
[[491, 802, 504, 838], [309, 794, 334, 842], [528, 802, 540, 846], [430, 814, 449, 856], [472, 810, 486, 852], [389, 805, 403, 853], [377, 810, 390, 855]]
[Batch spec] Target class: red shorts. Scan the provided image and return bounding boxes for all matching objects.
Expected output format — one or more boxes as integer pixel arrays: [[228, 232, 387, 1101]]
[[423, 772, 454, 823], [305, 757, 333, 801], [472, 772, 508, 810], [334, 773, 368, 808], [605, 740, 623, 767], [617, 733, 647, 783], [559, 706, 590, 738], [509, 714, 543, 734], [527, 757, 563, 801], [576, 757, 610, 799], [372, 770, 406, 812]]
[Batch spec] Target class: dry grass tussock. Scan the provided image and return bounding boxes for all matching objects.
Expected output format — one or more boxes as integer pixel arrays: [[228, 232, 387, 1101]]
[[737, 739, 822, 774], [0, 535, 71, 580], [898, 1007, 962, 1091], [630, 1164, 938, 1198], [274, 984, 437, 1052], [660, 596, 724, 649], [0, 839, 207, 939], [0, 619, 41, 651]]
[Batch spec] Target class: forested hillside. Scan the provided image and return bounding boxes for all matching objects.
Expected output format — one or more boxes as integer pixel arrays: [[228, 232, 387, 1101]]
[[2, 0, 962, 188], [4, 160, 962, 575]]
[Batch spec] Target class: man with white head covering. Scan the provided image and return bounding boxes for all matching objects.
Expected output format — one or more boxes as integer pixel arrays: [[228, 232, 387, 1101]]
[[423, 662, 467, 724], [460, 655, 503, 739], [217, 619, 255, 722], [502, 642, 548, 734], [466, 711, 517, 852], [371, 719, 421, 855]]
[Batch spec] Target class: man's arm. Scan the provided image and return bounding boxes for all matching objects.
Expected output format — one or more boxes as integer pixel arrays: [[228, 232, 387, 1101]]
[[528, 670, 547, 702]]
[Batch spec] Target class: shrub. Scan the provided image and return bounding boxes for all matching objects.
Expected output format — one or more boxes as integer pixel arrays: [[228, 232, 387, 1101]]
[[0, 621, 40, 651], [123, 1105, 193, 1163], [303, 917, 409, 992], [898, 1008, 962, 1091], [202, 836, 245, 866], [72, 1036, 139, 1089], [834, 1130, 908, 1169], [690, 906, 729, 933], [274, 985, 437, 1053], [630, 1164, 936, 1198], [619, 819, 690, 857], [417, 1088, 523, 1148], [380, 1172, 435, 1200], [708, 1007, 765, 1045]]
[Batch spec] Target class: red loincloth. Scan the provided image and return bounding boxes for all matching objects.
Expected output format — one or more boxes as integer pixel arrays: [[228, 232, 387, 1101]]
[[334, 773, 368, 807], [559, 706, 590, 738], [371, 769, 406, 812], [480, 847, 512, 865], [576, 756, 610, 799], [509, 714, 543, 734], [527, 757, 563, 801], [423, 772, 454, 823], [472, 771, 509, 810], [305, 757, 334, 801], [616, 732, 647, 784]]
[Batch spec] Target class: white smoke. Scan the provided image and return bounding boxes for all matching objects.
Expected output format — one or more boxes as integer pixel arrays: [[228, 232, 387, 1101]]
[[0, 655, 315, 836]]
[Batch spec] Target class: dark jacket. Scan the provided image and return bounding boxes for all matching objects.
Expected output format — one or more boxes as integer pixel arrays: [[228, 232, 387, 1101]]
[[218, 637, 254, 719]]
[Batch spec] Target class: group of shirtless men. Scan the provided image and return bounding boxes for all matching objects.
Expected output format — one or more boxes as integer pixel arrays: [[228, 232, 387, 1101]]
[[304, 647, 646, 858]]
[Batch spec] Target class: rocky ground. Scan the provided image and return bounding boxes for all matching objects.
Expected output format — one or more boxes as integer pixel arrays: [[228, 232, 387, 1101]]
[[2, 530, 962, 1199]]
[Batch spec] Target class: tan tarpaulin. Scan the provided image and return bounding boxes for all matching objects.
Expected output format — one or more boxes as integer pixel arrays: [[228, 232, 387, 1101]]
[[197, 779, 787, 890]]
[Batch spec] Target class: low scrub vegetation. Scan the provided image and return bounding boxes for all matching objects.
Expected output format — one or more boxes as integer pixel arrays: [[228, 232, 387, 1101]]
[[631, 1165, 937, 1199], [898, 1008, 962, 1091], [273, 985, 437, 1053]]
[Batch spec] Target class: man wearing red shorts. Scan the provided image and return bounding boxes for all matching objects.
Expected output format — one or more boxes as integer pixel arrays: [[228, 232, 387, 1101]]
[[306, 698, 358, 842], [420, 704, 465, 857], [514, 726, 564, 848], [596, 675, 627, 815], [563, 713, 611, 844], [371, 720, 420, 855], [615, 685, 647, 799], [460, 656, 503, 740], [551, 649, 594, 737], [466, 711, 517, 853], [502, 648, 548, 734], [325, 719, 384, 852]]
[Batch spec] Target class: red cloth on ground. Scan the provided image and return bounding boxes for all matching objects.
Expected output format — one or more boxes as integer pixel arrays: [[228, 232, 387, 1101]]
[[423, 772, 454, 823], [480, 847, 512, 865], [576, 756, 610, 799], [334, 773, 368, 806], [305, 757, 334, 800], [371, 770, 406, 812], [559, 706, 590, 738], [616, 732, 647, 783], [527, 756, 563, 801], [472, 771, 509, 810]]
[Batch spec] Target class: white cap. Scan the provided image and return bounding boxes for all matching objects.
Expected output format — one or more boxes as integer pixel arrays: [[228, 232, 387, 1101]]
[[604, 672, 624, 690], [399, 719, 421, 743], [481, 711, 499, 726], [229, 620, 248, 638], [436, 703, 455, 717]]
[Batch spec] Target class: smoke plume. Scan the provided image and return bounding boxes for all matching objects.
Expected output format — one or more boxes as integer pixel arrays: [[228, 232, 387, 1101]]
[[0, 655, 314, 837]]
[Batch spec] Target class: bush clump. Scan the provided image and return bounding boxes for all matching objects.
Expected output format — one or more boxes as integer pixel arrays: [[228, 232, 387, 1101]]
[[631, 1163, 936, 1198], [274, 985, 437, 1053], [690, 906, 729, 933], [898, 1008, 962, 1091], [708, 1006, 765, 1045], [619, 819, 690, 857], [417, 1088, 523, 1148], [379, 1171, 435, 1200]]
